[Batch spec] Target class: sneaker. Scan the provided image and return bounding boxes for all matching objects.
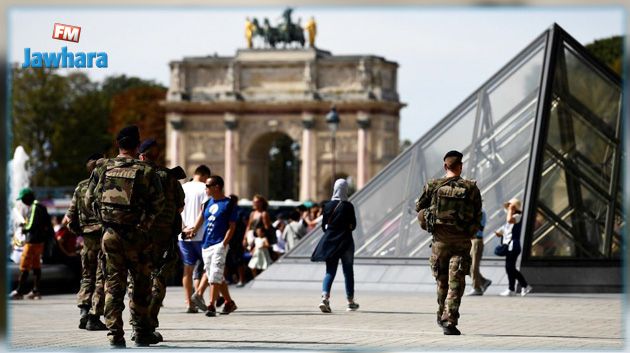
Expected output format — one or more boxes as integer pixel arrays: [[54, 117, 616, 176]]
[[186, 306, 199, 314], [205, 305, 217, 317], [466, 288, 483, 296], [346, 301, 360, 311], [220, 300, 237, 315], [442, 324, 461, 335], [9, 290, 23, 300], [482, 279, 492, 293], [85, 315, 107, 331], [319, 299, 331, 313], [236, 282, 245, 288], [521, 285, 533, 297], [79, 307, 89, 329], [110, 337, 126, 348], [190, 293, 207, 312], [499, 289, 516, 297], [25, 291, 42, 300], [216, 296, 225, 308]]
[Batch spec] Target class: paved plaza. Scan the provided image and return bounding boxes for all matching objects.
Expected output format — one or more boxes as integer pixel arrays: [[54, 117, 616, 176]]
[[7, 285, 624, 351]]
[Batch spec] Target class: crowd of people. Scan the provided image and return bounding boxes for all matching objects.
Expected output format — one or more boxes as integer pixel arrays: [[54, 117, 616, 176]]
[[8, 124, 535, 344]]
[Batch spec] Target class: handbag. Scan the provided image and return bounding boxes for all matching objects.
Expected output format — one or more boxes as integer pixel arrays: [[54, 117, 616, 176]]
[[494, 240, 512, 256]]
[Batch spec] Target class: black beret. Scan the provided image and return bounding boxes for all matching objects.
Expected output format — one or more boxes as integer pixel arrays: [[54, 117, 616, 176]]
[[443, 150, 463, 161], [86, 153, 104, 163], [139, 138, 157, 154], [116, 125, 140, 143]]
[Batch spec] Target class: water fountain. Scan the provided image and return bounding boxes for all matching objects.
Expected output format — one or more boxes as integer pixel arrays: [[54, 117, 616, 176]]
[[7, 146, 30, 263]]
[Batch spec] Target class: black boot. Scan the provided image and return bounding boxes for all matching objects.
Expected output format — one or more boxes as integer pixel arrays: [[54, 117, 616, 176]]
[[79, 307, 89, 329], [109, 336, 126, 348], [134, 332, 160, 347], [442, 324, 461, 335], [86, 315, 108, 331]]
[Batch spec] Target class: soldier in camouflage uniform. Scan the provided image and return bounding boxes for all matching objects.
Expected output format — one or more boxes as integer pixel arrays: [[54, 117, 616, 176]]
[[136, 138, 185, 341], [85, 126, 164, 348], [63, 153, 108, 331], [415, 150, 482, 335]]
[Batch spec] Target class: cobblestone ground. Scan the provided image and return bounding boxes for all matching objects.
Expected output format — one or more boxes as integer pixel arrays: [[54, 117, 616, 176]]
[[7, 286, 624, 351]]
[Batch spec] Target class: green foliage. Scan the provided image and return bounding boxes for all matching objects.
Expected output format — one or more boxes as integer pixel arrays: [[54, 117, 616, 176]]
[[585, 36, 624, 75], [10, 69, 166, 187]]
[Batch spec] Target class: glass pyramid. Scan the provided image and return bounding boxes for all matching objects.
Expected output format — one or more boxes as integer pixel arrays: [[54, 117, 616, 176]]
[[288, 24, 624, 265]]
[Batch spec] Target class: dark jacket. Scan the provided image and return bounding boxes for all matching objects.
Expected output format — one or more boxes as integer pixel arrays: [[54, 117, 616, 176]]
[[310, 200, 357, 262], [23, 201, 53, 244]]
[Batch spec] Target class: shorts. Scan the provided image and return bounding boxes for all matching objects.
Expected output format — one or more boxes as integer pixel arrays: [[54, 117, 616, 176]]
[[178, 240, 203, 266], [202, 242, 229, 284], [20, 243, 44, 271]]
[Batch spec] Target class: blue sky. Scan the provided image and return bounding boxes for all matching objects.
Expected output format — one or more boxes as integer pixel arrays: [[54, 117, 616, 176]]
[[9, 6, 625, 142]]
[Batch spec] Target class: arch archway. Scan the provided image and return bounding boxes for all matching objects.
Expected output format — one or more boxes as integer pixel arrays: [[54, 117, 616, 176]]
[[246, 131, 300, 201]]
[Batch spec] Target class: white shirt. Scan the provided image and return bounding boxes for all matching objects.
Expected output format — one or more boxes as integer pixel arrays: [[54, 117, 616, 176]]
[[180, 180, 208, 241], [501, 213, 522, 251]]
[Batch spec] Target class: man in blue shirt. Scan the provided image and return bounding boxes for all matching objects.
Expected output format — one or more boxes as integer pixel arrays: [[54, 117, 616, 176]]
[[186, 175, 238, 317]]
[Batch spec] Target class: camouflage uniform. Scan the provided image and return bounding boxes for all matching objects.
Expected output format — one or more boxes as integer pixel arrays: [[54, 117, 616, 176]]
[[85, 156, 164, 343], [416, 175, 482, 327], [66, 179, 105, 317], [146, 163, 185, 330]]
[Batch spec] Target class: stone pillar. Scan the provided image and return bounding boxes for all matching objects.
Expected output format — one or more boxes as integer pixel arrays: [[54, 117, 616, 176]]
[[167, 115, 183, 168], [300, 113, 315, 201], [357, 112, 371, 189], [224, 113, 239, 195]]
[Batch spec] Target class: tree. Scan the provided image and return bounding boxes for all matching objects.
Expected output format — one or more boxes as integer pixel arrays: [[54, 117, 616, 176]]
[[585, 36, 623, 76], [109, 86, 168, 164]]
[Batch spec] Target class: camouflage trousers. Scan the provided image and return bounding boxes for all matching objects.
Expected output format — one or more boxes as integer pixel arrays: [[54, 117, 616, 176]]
[[101, 226, 152, 341], [429, 239, 472, 326], [76, 231, 105, 316], [148, 235, 180, 329]]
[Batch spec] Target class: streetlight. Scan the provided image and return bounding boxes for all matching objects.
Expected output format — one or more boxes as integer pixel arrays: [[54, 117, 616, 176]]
[[326, 106, 340, 190], [290, 142, 300, 200]]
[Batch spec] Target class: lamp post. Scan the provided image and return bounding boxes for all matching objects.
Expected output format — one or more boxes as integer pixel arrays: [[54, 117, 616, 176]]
[[326, 106, 340, 189], [291, 142, 301, 200]]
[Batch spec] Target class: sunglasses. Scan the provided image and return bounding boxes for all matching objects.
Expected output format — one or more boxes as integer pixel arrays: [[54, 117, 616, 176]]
[[205, 183, 217, 188]]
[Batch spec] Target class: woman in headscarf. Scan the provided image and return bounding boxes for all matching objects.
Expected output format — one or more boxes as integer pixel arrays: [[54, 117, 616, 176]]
[[311, 178, 358, 313]]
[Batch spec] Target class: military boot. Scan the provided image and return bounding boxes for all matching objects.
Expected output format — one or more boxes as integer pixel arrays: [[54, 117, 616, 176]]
[[109, 337, 126, 348], [442, 324, 461, 335], [134, 332, 160, 347], [79, 307, 89, 329], [86, 315, 108, 331]]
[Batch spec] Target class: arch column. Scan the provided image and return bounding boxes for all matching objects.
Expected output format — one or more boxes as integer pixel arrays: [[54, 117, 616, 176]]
[[167, 114, 183, 168], [300, 113, 315, 201], [357, 111, 371, 189], [224, 113, 239, 195]]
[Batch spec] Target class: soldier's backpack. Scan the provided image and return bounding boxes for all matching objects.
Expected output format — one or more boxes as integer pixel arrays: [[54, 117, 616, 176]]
[[428, 177, 477, 232], [99, 162, 143, 226]]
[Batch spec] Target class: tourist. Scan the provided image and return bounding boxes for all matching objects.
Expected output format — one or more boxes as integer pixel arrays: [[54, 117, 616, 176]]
[[179, 165, 211, 313], [248, 223, 273, 277], [496, 198, 533, 297], [187, 175, 239, 317], [311, 179, 359, 313], [10, 188, 54, 300]]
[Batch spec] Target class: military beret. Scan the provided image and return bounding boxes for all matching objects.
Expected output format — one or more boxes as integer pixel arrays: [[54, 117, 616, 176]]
[[116, 125, 140, 143], [443, 150, 463, 161], [139, 138, 157, 154], [86, 153, 104, 163]]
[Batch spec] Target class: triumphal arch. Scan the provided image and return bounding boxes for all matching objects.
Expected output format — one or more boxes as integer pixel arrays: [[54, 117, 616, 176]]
[[163, 13, 403, 201]]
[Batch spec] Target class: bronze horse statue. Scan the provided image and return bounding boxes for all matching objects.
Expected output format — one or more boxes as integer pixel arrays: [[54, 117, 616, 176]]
[[251, 9, 305, 48]]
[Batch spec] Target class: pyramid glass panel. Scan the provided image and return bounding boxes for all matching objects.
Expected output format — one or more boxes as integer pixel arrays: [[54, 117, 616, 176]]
[[287, 25, 623, 270], [289, 34, 548, 259]]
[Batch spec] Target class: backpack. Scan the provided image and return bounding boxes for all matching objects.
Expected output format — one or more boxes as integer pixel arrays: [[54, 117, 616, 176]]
[[99, 162, 143, 226], [428, 177, 477, 232]]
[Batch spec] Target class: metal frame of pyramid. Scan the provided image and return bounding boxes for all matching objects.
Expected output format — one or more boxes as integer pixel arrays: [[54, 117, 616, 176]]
[[280, 24, 623, 291]]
